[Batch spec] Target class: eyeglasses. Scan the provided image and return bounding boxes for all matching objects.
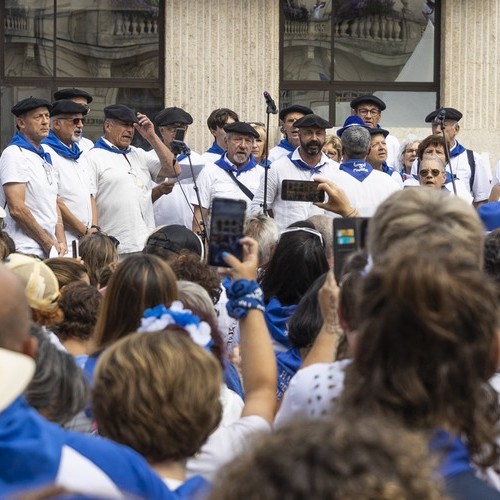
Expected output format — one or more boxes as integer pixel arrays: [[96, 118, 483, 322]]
[[419, 169, 443, 177], [58, 117, 86, 125], [42, 161, 53, 185], [357, 108, 380, 117]]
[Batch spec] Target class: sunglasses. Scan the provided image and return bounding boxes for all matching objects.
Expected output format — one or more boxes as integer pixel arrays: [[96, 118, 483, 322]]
[[419, 169, 443, 177], [58, 117, 86, 125]]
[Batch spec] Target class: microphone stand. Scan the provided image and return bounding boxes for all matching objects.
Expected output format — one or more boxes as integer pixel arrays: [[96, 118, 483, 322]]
[[437, 115, 457, 196], [261, 109, 272, 216], [172, 140, 208, 246]]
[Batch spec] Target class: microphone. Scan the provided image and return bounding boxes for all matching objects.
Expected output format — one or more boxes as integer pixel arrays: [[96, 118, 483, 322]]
[[434, 108, 446, 125], [263, 91, 278, 115]]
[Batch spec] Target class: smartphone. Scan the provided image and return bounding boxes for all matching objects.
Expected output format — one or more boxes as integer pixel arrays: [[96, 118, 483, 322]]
[[72, 240, 79, 259], [281, 179, 325, 203], [333, 217, 369, 282], [208, 198, 247, 267], [171, 128, 187, 156]]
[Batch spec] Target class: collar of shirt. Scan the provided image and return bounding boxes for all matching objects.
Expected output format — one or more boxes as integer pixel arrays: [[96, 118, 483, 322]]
[[288, 148, 328, 175], [93, 137, 131, 155], [339, 159, 373, 182], [215, 153, 257, 176], [42, 130, 82, 161], [9, 132, 52, 164], [449, 140, 466, 158]]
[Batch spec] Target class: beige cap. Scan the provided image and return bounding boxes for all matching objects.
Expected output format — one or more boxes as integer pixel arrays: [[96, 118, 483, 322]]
[[0, 348, 35, 412], [5, 254, 60, 311]]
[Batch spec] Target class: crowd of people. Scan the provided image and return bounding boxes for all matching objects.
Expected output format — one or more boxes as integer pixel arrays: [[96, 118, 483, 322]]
[[1, 89, 500, 498]]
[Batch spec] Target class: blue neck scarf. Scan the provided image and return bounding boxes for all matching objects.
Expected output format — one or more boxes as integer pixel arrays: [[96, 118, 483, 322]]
[[215, 154, 256, 177], [42, 131, 82, 161], [340, 159, 373, 182], [93, 137, 131, 155], [429, 429, 473, 479], [288, 151, 326, 175], [278, 138, 295, 152], [264, 297, 297, 349], [9, 132, 52, 164], [276, 347, 302, 400], [206, 141, 225, 156], [449, 140, 466, 159], [173, 476, 211, 498], [259, 158, 272, 167]]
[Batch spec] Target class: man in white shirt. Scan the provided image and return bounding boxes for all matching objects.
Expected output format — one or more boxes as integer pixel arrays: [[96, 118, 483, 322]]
[[350, 95, 400, 166], [0, 97, 67, 258], [268, 104, 313, 163], [53, 88, 94, 153], [423, 107, 490, 207], [192, 122, 263, 235], [42, 99, 97, 245], [203, 108, 239, 164], [250, 114, 340, 231], [367, 128, 404, 187], [151, 106, 205, 229], [84, 104, 180, 255]]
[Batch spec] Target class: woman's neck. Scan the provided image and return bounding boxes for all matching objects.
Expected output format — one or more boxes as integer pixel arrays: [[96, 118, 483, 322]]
[[152, 459, 187, 482]]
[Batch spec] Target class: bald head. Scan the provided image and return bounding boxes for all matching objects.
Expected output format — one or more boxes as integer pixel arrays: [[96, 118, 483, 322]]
[[0, 264, 31, 352]]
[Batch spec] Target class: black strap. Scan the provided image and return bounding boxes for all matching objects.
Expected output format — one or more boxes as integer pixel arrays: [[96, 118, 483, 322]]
[[466, 149, 475, 192], [225, 170, 254, 200]]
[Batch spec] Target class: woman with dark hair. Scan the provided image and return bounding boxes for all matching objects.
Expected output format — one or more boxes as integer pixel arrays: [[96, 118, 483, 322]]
[[260, 220, 329, 398]]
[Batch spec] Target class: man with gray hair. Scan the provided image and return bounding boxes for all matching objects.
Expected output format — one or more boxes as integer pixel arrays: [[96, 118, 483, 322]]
[[315, 116, 400, 217]]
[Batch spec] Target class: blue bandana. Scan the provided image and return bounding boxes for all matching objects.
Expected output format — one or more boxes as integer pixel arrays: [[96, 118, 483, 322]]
[[42, 131, 82, 161], [429, 430, 473, 479], [259, 158, 272, 167], [288, 152, 327, 175], [206, 141, 225, 156], [449, 141, 466, 159], [93, 137, 131, 155], [382, 162, 403, 181], [9, 132, 52, 164], [265, 297, 297, 349], [340, 159, 373, 182], [173, 476, 211, 498], [276, 347, 302, 400], [277, 138, 295, 153], [215, 154, 256, 176]]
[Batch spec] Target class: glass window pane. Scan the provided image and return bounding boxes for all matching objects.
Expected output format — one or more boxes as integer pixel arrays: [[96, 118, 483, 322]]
[[333, 0, 434, 82], [56, 2, 160, 78], [283, 1, 332, 81], [335, 90, 437, 128], [280, 89, 330, 121], [4, 2, 54, 77]]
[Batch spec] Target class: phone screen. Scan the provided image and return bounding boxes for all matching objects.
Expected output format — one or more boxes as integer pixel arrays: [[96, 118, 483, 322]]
[[208, 198, 247, 267], [281, 180, 325, 203], [174, 128, 186, 142]]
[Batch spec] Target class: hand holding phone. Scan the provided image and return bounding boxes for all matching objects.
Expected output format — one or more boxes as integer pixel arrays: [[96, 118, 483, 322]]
[[208, 198, 247, 267]]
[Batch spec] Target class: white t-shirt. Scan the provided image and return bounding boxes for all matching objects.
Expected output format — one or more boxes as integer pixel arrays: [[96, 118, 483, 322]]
[[0, 144, 59, 257], [268, 142, 294, 164], [273, 359, 350, 429], [42, 143, 93, 244], [84, 138, 163, 254], [152, 150, 205, 229], [385, 132, 400, 168], [249, 149, 340, 231], [186, 415, 271, 481], [77, 136, 94, 154], [190, 155, 263, 214]]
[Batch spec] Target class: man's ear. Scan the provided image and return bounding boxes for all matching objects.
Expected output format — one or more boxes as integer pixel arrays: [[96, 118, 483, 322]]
[[455, 123, 460, 134], [209, 128, 217, 138]]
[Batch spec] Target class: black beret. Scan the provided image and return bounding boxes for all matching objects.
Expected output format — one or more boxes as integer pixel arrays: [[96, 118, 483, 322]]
[[11, 97, 52, 117], [224, 121, 259, 139], [103, 104, 138, 123], [53, 88, 93, 103], [154, 107, 193, 127], [50, 99, 89, 117], [369, 127, 389, 138], [294, 114, 332, 129], [145, 225, 203, 258], [279, 104, 314, 121], [425, 107, 462, 123], [350, 95, 387, 111]]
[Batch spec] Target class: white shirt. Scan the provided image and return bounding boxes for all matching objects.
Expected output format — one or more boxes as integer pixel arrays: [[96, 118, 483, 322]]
[[84, 138, 163, 254], [186, 415, 271, 481], [0, 144, 59, 257], [77, 136, 94, 154], [326, 162, 401, 217], [249, 149, 340, 231], [152, 150, 205, 229], [42, 143, 93, 244], [268, 142, 294, 164], [274, 359, 350, 429], [385, 132, 400, 168], [190, 154, 263, 214]]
